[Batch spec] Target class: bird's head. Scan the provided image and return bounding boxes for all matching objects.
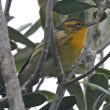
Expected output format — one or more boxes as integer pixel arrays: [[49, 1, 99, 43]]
[[55, 18, 95, 38]]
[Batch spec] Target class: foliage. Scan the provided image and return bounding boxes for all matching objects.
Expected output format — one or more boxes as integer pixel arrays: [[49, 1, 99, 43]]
[[0, 0, 110, 110]]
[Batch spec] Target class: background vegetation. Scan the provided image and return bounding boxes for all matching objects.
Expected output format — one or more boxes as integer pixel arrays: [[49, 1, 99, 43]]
[[0, 0, 110, 110]]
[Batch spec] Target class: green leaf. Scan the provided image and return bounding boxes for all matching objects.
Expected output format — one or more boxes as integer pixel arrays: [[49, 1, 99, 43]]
[[10, 40, 18, 50], [53, 0, 96, 15], [75, 64, 110, 79], [38, 0, 45, 6], [0, 92, 47, 108], [18, 23, 32, 32], [39, 4, 60, 27], [39, 90, 55, 101], [24, 19, 41, 37], [23, 92, 47, 107], [39, 5, 46, 28], [93, 93, 108, 110], [85, 74, 109, 110], [67, 77, 86, 110], [8, 26, 36, 48], [40, 96, 77, 110], [68, 11, 85, 20], [96, 68, 110, 79], [103, 103, 110, 110], [14, 47, 34, 72], [84, 82, 110, 96]]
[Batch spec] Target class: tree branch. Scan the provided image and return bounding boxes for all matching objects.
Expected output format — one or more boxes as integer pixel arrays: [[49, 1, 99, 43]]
[[49, 46, 85, 110], [4, 0, 14, 23], [66, 52, 110, 85], [35, 78, 44, 91], [50, 27, 65, 80], [0, 1, 25, 110], [49, 82, 66, 110], [26, 0, 54, 87]]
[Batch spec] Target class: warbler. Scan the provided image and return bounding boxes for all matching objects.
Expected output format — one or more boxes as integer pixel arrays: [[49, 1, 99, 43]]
[[19, 18, 94, 86]]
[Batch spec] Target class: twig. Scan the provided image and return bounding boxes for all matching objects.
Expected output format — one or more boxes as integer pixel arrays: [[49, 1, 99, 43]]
[[4, 0, 14, 23], [35, 78, 45, 91], [50, 1, 110, 110], [50, 27, 65, 80], [49, 1, 110, 110], [0, 1, 25, 110], [4, 0, 12, 14], [96, 39, 110, 53], [66, 52, 110, 86], [49, 82, 66, 110], [49, 46, 85, 110], [26, 0, 54, 87]]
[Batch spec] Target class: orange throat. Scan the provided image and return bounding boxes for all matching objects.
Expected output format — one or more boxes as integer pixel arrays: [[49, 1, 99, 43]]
[[70, 27, 88, 50]]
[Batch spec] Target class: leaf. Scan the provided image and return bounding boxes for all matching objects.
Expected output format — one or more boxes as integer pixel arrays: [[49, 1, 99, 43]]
[[96, 68, 110, 79], [0, 92, 47, 108], [103, 103, 110, 110], [10, 40, 18, 50], [24, 19, 41, 37], [84, 82, 110, 96], [38, 0, 45, 6], [39, 90, 55, 101], [68, 11, 85, 20], [23, 92, 47, 107], [8, 26, 36, 48], [53, 0, 96, 15], [14, 47, 34, 72], [40, 96, 77, 110], [75, 64, 110, 79], [85, 74, 109, 110], [39, 5, 60, 27], [93, 93, 108, 110], [18, 23, 32, 32], [39, 5, 46, 28], [67, 77, 86, 110]]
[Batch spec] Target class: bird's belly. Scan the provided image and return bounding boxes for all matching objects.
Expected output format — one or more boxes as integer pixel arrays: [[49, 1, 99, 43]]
[[59, 44, 82, 72]]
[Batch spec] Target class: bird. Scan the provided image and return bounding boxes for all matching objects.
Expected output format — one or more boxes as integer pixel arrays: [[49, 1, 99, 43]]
[[18, 18, 95, 86]]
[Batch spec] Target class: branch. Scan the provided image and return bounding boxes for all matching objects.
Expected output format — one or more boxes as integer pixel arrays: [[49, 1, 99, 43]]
[[0, 1, 25, 110], [4, 0, 14, 23], [49, 82, 66, 110], [35, 78, 44, 91], [66, 52, 110, 85], [49, 1, 110, 110], [50, 27, 65, 80], [49, 47, 85, 110], [26, 0, 54, 87]]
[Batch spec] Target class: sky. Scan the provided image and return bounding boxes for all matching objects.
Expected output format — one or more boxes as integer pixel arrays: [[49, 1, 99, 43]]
[[1, 0, 110, 110]]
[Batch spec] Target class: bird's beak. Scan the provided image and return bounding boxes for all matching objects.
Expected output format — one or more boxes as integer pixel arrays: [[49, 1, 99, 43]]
[[86, 22, 96, 27]]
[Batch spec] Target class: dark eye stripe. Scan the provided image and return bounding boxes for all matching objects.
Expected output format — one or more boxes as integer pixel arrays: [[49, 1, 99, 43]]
[[73, 23, 85, 30]]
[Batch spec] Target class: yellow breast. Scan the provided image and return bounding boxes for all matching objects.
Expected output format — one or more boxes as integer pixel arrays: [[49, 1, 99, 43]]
[[57, 27, 88, 72]]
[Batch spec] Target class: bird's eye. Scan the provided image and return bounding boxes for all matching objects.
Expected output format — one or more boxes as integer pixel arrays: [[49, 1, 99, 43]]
[[74, 23, 84, 30]]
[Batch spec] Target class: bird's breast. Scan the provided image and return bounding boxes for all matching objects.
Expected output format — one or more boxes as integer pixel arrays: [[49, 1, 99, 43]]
[[58, 28, 88, 72]]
